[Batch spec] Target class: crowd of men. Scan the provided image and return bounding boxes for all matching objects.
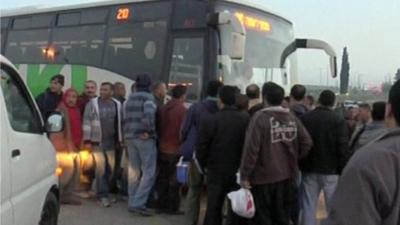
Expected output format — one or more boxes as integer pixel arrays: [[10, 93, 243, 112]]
[[36, 73, 400, 225]]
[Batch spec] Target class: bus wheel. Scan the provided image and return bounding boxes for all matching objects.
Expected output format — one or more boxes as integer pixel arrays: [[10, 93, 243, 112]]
[[39, 192, 59, 225]]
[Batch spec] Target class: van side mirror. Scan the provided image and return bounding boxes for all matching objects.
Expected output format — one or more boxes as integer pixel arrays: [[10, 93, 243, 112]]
[[208, 12, 246, 60], [46, 112, 64, 133], [280, 39, 338, 78]]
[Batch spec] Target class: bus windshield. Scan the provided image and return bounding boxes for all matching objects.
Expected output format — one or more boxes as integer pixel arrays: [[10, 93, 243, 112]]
[[217, 4, 296, 92]]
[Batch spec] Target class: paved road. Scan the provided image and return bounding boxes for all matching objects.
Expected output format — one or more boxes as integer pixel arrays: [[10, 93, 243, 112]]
[[59, 195, 326, 225], [59, 199, 184, 225]]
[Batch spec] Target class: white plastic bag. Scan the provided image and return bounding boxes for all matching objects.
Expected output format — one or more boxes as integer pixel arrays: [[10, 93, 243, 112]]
[[227, 188, 255, 218]]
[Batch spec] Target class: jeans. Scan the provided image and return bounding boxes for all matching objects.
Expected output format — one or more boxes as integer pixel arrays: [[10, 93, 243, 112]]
[[184, 162, 205, 225], [250, 179, 295, 225], [155, 152, 180, 211], [126, 138, 157, 209], [93, 147, 115, 198], [300, 173, 339, 225]]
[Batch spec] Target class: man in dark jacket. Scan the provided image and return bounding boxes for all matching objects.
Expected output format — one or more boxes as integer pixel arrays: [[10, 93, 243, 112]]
[[300, 90, 350, 225], [182, 80, 223, 225], [110, 81, 127, 195], [240, 82, 313, 225], [197, 86, 250, 225], [289, 84, 308, 225], [154, 84, 187, 214], [290, 84, 308, 118], [113, 82, 126, 104], [325, 80, 400, 225], [36, 74, 64, 120]]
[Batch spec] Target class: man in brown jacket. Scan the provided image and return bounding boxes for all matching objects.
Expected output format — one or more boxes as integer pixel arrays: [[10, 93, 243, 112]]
[[240, 82, 313, 225]]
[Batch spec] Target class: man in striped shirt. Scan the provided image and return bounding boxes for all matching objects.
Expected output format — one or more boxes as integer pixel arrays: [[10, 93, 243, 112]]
[[124, 74, 157, 216]]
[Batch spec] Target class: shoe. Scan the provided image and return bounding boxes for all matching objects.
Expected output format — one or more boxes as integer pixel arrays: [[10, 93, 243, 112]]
[[100, 198, 111, 208], [128, 207, 154, 217], [109, 196, 117, 204]]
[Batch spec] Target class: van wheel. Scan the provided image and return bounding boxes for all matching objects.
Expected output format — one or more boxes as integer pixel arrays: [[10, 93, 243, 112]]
[[39, 192, 59, 225]]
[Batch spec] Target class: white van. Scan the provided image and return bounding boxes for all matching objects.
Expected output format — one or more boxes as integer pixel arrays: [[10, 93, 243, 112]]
[[0, 55, 61, 225]]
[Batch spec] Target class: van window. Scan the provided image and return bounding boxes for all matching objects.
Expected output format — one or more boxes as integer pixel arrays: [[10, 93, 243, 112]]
[[0, 65, 42, 133]]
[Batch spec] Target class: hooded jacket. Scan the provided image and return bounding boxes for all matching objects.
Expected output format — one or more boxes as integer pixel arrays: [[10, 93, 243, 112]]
[[240, 106, 313, 185], [49, 89, 82, 152], [158, 98, 187, 154]]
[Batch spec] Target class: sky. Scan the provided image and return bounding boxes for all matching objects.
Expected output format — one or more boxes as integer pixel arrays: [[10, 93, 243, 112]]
[[1, 0, 400, 86]]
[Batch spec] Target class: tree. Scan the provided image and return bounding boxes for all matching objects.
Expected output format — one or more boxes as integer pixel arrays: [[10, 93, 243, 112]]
[[340, 47, 350, 94], [395, 68, 400, 81]]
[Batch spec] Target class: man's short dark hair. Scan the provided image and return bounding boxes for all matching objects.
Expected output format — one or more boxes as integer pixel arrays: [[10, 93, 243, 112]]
[[290, 84, 306, 101], [246, 84, 260, 99], [235, 94, 249, 111], [389, 80, 400, 125], [318, 90, 336, 107], [172, 84, 187, 99], [262, 82, 285, 106], [218, 85, 237, 106], [101, 82, 114, 91], [207, 80, 223, 97], [114, 82, 125, 87], [51, 74, 65, 86], [371, 101, 386, 121], [358, 103, 371, 111]]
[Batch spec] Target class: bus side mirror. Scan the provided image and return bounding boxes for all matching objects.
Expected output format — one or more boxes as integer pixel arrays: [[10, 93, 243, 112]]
[[208, 12, 246, 60], [46, 112, 64, 133], [280, 39, 338, 78]]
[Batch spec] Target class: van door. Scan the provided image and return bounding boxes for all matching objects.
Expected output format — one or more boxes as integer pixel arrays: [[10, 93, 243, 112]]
[[0, 79, 13, 225], [0, 64, 57, 225]]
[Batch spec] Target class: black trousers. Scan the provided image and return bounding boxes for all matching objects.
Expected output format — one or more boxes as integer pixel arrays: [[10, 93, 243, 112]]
[[250, 179, 295, 225], [110, 146, 123, 194], [204, 178, 249, 225], [155, 152, 181, 211]]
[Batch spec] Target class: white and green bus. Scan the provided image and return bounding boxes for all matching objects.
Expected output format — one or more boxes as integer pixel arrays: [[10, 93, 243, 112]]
[[0, 0, 337, 100]]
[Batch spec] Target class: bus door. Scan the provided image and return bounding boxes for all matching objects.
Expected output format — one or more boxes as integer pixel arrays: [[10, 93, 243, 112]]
[[167, 32, 206, 102]]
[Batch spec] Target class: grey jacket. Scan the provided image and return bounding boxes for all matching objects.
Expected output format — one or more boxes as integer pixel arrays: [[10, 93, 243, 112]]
[[325, 128, 400, 225], [353, 121, 387, 151], [82, 97, 122, 144]]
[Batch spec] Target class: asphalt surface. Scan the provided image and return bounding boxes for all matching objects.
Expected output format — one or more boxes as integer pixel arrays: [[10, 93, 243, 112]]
[[59, 195, 327, 225], [59, 199, 184, 225]]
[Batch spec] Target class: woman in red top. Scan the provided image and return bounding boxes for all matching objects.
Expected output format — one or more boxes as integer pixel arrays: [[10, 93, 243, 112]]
[[50, 88, 83, 205]]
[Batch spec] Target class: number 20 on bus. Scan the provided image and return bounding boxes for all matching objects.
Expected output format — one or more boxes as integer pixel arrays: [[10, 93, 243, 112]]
[[117, 8, 130, 20]]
